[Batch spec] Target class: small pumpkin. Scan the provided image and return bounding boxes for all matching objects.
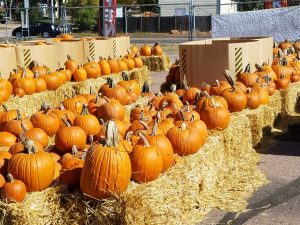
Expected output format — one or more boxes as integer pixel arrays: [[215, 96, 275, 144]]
[[1, 173, 26, 203], [55, 118, 87, 153], [131, 132, 163, 182], [97, 98, 125, 121], [245, 88, 261, 109], [64, 55, 78, 74], [151, 42, 163, 56], [4, 111, 33, 137], [84, 58, 101, 79], [0, 132, 17, 148], [200, 98, 230, 130], [98, 57, 111, 75], [73, 104, 102, 137], [140, 44, 152, 56], [30, 103, 60, 136], [73, 65, 87, 81]]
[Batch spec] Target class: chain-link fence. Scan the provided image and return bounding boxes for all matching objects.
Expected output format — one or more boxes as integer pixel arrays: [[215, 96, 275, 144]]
[[0, 1, 299, 42]]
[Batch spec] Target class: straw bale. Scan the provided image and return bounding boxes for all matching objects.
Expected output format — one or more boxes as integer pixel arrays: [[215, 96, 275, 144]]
[[141, 54, 171, 72], [281, 82, 300, 117], [123, 136, 224, 225], [0, 185, 68, 225], [0, 67, 150, 117]]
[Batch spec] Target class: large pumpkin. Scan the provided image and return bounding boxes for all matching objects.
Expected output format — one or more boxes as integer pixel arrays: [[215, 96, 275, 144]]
[[80, 121, 131, 199], [8, 139, 55, 192], [97, 98, 125, 121], [99, 78, 129, 105], [131, 132, 163, 182]]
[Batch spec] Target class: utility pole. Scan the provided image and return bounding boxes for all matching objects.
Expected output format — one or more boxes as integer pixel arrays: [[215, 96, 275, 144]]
[[50, 0, 55, 24]]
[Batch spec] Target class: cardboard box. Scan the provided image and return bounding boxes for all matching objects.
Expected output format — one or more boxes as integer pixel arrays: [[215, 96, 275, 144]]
[[83, 38, 113, 62], [0, 44, 17, 79], [15, 44, 58, 71], [179, 37, 273, 87], [111, 36, 131, 57], [54, 40, 84, 66]]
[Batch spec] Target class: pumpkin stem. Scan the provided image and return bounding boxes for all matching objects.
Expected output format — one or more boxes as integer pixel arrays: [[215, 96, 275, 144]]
[[156, 112, 161, 123], [82, 150, 87, 160], [81, 104, 89, 115], [246, 87, 252, 94], [224, 70, 235, 90], [99, 118, 105, 125], [190, 114, 195, 122], [40, 102, 51, 112], [154, 42, 160, 46], [24, 138, 37, 154], [105, 120, 118, 147], [2, 105, 8, 112], [211, 98, 217, 108], [138, 132, 150, 147], [142, 81, 150, 93], [170, 84, 177, 93], [160, 101, 168, 109], [88, 135, 94, 146], [140, 110, 149, 122], [244, 64, 251, 73], [179, 122, 187, 130], [34, 71, 40, 78], [179, 110, 186, 121], [59, 102, 66, 110], [7, 173, 15, 183], [203, 91, 210, 98], [185, 101, 190, 112], [62, 116, 71, 127], [21, 122, 29, 131], [255, 64, 263, 72], [151, 121, 158, 136], [121, 71, 129, 81], [216, 80, 220, 87], [139, 120, 150, 130], [71, 145, 78, 156], [15, 110, 21, 120], [125, 131, 133, 143], [282, 57, 288, 66], [67, 55, 71, 61]]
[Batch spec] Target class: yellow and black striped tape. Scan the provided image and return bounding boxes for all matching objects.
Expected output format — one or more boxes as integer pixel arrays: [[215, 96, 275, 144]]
[[89, 42, 95, 61], [181, 48, 187, 76], [235, 47, 243, 75], [113, 40, 117, 56], [23, 49, 31, 68]]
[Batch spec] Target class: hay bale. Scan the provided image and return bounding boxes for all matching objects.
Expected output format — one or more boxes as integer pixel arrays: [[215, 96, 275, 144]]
[[123, 136, 224, 225], [281, 82, 300, 117], [0, 67, 150, 117], [0, 186, 68, 225], [141, 55, 171, 72]]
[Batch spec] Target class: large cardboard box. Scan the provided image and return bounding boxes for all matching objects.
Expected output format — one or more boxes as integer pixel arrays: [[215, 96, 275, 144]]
[[83, 38, 113, 62], [15, 44, 58, 71], [179, 37, 273, 87], [111, 36, 131, 57], [54, 40, 84, 66], [0, 44, 17, 79]]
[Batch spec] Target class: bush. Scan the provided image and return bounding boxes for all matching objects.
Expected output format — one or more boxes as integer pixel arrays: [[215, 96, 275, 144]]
[[71, 8, 98, 32]]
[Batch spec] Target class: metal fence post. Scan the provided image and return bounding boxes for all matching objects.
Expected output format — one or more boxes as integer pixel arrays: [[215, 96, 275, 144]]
[[125, 7, 128, 36], [189, 0, 194, 41], [193, 5, 196, 41]]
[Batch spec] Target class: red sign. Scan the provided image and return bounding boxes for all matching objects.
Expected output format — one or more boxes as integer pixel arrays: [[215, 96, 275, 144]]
[[103, 0, 117, 37]]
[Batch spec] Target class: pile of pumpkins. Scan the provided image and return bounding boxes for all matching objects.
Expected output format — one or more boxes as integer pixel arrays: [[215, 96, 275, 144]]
[[0, 65, 285, 203], [132, 42, 164, 57], [0, 52, 144, 103]]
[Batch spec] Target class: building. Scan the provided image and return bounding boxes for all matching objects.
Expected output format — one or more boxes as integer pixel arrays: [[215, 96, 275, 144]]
[[159, 0, 237, 17]]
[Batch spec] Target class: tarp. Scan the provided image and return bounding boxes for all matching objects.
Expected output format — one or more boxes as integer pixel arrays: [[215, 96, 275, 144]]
[[212, 6, 300, 42]]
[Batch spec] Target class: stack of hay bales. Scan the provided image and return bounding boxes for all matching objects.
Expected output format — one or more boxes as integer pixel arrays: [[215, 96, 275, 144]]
[[141, 55, 171, 72]]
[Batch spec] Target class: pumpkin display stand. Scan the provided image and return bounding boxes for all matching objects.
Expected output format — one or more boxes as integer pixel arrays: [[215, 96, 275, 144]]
[[141, 54, 171, 72], [0, 84, 300, 224], [0, 66, 150, 117]]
